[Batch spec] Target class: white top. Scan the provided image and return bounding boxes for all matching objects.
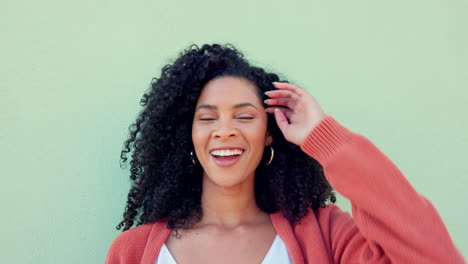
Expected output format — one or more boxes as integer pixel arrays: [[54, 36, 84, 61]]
[[155, 234, 292, 264]]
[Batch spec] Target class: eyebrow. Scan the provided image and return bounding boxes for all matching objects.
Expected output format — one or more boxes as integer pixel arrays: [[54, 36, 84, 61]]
[[195, 103, 259, 111]]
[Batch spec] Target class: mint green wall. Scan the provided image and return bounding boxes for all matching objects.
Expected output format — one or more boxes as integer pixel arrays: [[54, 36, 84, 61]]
[[2, 0, 467, 262]]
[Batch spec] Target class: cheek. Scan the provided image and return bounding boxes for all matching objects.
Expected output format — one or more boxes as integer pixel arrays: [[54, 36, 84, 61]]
[[241, 130, 268, 157], [191, 125, 208, 149], [246, 123, 268, 141]]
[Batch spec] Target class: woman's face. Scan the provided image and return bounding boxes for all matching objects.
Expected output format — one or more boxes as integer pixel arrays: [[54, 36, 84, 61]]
[[192, 76, 272, 188]]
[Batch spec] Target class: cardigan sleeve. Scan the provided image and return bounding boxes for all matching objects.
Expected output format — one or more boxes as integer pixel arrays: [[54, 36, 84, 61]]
[[300, 115, 465, 263]]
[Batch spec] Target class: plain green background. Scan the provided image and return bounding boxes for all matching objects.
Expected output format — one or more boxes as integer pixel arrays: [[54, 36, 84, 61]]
[[1, 0, 467, 263]]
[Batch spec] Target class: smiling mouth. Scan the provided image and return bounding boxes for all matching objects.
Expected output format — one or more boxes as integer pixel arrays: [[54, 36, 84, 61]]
[[210, 149, 244, 167]]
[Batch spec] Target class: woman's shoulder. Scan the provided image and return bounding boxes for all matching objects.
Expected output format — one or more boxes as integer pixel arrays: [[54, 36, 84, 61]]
[[292, 205, 355, 252], [105, 222, 162, 264], [314, 204, 352, 220], [111, 222, 155, 245], [295, 204, 354, 232]]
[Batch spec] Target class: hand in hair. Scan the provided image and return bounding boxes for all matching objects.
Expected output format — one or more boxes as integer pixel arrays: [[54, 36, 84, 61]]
[[264, 82, 327, 146]]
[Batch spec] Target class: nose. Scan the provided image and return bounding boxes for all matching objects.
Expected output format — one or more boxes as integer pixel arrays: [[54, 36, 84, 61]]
[[213, 120, 238, 140]]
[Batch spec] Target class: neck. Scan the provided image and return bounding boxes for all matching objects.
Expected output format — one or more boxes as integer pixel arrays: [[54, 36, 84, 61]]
[[199, 172, 267, 229]]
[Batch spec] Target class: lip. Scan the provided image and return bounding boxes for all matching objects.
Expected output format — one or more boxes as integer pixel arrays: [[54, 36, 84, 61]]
[[209, 146, 245, 167], [211, 152, 244, 167]]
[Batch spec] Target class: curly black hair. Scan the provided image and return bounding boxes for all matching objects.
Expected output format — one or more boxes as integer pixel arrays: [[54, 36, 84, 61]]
[[117, 43, 336, 232]]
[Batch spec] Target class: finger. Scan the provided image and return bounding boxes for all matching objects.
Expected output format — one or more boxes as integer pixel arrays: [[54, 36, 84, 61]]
[[265, 107, 293, 120], [264, 98, 296, 109], [272, 82, 306, 96], [273, 108, 290, 134], [265, 89, 300, 101]]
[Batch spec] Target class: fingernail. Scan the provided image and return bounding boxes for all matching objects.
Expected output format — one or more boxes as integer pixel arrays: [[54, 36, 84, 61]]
[[264, 91, 270, 95], [272, 82, 279, 85], [274, 108, 280, 112], [264, 99, 269, 104]]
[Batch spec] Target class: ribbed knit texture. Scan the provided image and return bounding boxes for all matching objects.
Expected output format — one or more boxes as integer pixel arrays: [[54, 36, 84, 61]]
[[105, 115, 465, 264]]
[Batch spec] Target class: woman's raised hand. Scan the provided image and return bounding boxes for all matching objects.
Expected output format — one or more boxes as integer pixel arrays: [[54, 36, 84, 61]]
[[265, 82, 327, 146]]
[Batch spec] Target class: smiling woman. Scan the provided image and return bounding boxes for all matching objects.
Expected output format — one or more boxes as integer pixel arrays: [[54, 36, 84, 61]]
[[105, 44, 464, 264], [192, 77, 271, 188]]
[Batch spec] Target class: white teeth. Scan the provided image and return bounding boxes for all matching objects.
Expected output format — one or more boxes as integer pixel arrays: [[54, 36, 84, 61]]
[[210, 149, 244, 156]]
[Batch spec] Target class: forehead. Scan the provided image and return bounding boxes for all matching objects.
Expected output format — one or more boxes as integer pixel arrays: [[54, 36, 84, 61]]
[[196, 76, 261, 105]]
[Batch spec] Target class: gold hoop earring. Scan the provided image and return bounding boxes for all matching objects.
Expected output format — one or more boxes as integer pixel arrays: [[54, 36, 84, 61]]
[[266, 146, 274, 166], [190, 151, 196, 165]]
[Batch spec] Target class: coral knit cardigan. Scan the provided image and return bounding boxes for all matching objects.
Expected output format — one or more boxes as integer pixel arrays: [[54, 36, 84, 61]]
[[105, 115, 465, 264]]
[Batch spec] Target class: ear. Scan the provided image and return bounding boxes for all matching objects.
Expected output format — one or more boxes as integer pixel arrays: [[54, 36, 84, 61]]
[[265, 131, 273, 146]]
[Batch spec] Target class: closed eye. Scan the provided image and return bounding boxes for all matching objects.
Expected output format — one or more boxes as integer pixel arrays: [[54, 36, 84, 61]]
[[237, 117, 254, 120]]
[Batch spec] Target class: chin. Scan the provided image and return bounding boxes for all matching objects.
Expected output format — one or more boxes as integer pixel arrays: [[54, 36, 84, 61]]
[[203, 170, 252, 189]]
